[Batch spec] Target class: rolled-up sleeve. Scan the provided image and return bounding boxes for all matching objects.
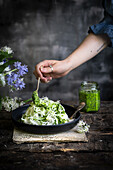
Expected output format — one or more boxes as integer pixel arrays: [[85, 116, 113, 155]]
[[89, 0, 113, 47]]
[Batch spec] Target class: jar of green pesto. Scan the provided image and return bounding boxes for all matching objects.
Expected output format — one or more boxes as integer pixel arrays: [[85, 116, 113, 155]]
[[79, 81, 100, 112]]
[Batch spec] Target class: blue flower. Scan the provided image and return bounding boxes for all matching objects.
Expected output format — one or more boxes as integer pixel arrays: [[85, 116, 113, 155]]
[[14, 61, 22, 69], [6, 72, 26, 90], [14, 78, 25, 90], [7, 74, 14, 86], [17, 65, 28, 76], [13, 73, 19, 81], [19, 80, 25, 89], [14, 62, 28, 76]]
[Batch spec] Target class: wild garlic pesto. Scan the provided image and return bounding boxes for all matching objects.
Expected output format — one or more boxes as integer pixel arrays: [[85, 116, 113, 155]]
[[21, 90, 69, 125], [79, 81, 100, 112]]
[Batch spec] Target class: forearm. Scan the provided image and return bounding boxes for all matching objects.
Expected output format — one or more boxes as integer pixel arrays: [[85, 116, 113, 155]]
[[34, 33, 110, 82], [65, 33, 110, 71]]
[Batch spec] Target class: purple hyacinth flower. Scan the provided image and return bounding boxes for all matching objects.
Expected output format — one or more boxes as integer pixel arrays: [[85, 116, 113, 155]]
[[5, 61, 28, 90], [14, 61, 22, 69], [7, 74, 13, 86], [19, 81, 25, 89], [13, 77, 25, 90], [17, 65, 28, 76], [14, 62, 28, 76], [13, 73, 19, 81]]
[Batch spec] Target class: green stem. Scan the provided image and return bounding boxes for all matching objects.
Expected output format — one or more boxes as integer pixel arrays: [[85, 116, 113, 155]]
[[23, 98, 32, 104], [4, 68, 17, 76]]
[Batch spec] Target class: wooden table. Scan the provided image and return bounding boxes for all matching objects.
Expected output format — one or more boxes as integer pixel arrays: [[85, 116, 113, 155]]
[[0, 101, 113, 170]]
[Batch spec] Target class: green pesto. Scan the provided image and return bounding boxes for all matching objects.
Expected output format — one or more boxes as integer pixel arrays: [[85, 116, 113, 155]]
[[32, 90, 39, 105], [79, 89, 100, 112], [79, 81, 100, 112]]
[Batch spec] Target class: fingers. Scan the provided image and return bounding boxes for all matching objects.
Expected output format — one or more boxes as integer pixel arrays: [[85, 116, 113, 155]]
[[34, 59, 68, 83], [33, 69, 52, 83], [33, 64, 44, 80], [45, 76, 52, 83], [33, 60, 55, 83], [41, 65, 54, 74]]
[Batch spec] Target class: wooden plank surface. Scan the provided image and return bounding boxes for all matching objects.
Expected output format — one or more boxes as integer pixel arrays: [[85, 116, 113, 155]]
[[0, 151, 113, 170]]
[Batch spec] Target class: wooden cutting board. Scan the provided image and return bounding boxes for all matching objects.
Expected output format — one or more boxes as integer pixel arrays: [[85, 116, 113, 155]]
[[13, 127, 88, 144]]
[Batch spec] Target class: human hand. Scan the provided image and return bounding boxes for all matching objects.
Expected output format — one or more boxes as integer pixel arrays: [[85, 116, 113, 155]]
[[33, 59, 71, 83]]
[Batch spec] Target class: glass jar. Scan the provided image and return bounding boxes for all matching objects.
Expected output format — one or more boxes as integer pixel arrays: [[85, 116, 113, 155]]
[[79, 81, 100, 112]]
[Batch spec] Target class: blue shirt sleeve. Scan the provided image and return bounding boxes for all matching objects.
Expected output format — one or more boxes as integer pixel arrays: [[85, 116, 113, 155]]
[[89, 0, 113, 47]]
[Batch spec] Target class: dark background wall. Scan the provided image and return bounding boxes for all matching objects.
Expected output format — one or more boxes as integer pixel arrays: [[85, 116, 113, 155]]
[[0, 0, 113, 102]]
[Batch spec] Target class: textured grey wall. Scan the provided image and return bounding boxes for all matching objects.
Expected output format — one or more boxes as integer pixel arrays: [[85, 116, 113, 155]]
[[0, 0, 113, 102]]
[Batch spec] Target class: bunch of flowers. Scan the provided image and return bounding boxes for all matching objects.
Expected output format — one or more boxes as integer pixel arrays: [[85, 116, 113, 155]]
[[2, 96, 24, 112], [0, 46, 28, 111], [0, 46, 28, 90]]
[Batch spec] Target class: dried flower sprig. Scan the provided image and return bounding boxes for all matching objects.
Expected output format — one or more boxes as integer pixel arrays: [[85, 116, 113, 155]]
[[75, 120, 90, 133], [2, 96, 24, 112]]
